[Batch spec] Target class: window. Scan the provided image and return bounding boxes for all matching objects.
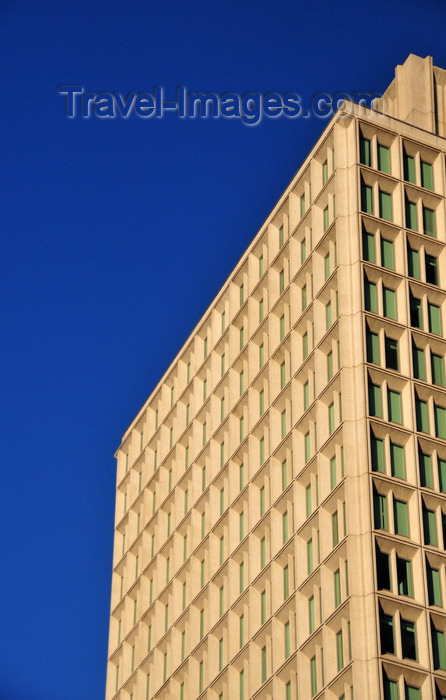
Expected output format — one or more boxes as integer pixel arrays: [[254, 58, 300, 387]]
[[280, 361, 286, 389], [323, 206, 329, 232], [221, 353, 226, 376], [330, 455, 337, 488], [260, 485, 265, 515], [239, 561, 244, 592], [390, 442, 405, 479], [282, 459, 288, 490], [394, 499, 409, 537], [303, 332, 308, 359], [309, 596, 315, 632], [368, 382, 382, 418], [239, 614, 245, 647], [421, 160, 434, 189], [383, 675, 398, 700], [408, 246, 420, 278], [378, 144, 390, 173], [332, 510, 339, 546], [361, 182, 373, 214], [360, 136, 371, 166], [432, 353, 445, 386], [423, 206, 436, 237], [413, 344, 425, 380], [307, 539, 314, 573], [380, 611, 394, 653], [435, 404, 446, 439], [305, 432, 311, 462], [239, 669, 245, 700], [284, 621, 291, 658], [261, 589, 267, 623], [426, 253, 438, 285], [324, 253, 330, 280], [240, 284, 244, 306], [301, 237, 306, 262], [301, 284, 307, 310], [260, 537, 266, 569], [239, 370, 244, 395], [280, 269, 285, 294], [401, 618, 417, 659], [388, 389, 402, 424], [334, 569, 341, 606], [376, 547, 391, 590], [427, 562, 443, 606], [219, 637, 224, 671], [300, 195, 306, 218], [284, 564, 290, 598], [280, 314, 285, 340], [259, 254, 264, 278], [423, 506, 437, 545], [326, 301, 332, 329], [385, 336, 399, 371], [279, 225, 284, 248], [363, 229, 375, 262], [239, 511, 244, 541], [329, 402, 335, 434], [379, 191, 392, 221], [239, 326, 244, 350], [397, 556, 413, 596], [283, 510, 289, 543], [374, 491, 388, 530], [432, 625, 446, 670], [381, 238, 394, 269], [405, 198, 418, 231], [410, 295, 423, 328], [261, 646, 267, 682], [403, 152, 415, 183], [365, 279, 378, 313], [336, 630, 344, 670], [259, 343, 264, 368], [259, 389, 264, 416], [383, 287, 397, 319], [306, 484, 312, 516], [259, 298, 264, 322], [239, 463, 245, 490], [428, 303, 442, 335], [327, 351, 333, 380], [310, 656, 317, 697], [419, 450, 433, 488], [322, 160, 328, 184], [366, 328, 380, 364], [371, 434, 385, 472], [415, 397, 429, 433]]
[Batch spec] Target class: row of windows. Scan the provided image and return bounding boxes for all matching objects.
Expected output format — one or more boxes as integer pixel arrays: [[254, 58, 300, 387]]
[[360, 133, 436, 192], [380, 607, 446, 670], [368, 380, 446, 437], [371, 431, 446, 489]]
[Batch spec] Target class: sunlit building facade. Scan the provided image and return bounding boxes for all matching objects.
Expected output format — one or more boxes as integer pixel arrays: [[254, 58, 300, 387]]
[[106, 55, 446, 700]]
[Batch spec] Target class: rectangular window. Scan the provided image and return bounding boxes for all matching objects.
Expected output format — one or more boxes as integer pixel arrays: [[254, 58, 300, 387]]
[[390, 442, 405, 479], [199, 660, 203, 693], [423, 507, 437, 545], [239, 511, 244, 541], [260, 536, 266, 568], [365, 279, 378, 312], [239, 614, 244, 647], [381, 238, 394, 269], [336, 630, 344, 670], [439, 458, 446, 493], [388, 389, 402, 424], [401, 618, 417, 660], [383, 676, 398, 700], [280, 269, 285, 294], [413, 344, 426, 380], [284, 621, 291, 658], [423, 206, 436, 237], [279, 225, 284, 248], [326, 301, 332, 329], [239, 370, 244, 395], [376, 547, 391, 590], [259, 254, 264, 278], [421, 160, 434, 190], [310, 656, 317, 697], [239, 416, 244, 442], [324, 253, 330, 280], [281, 409, 287, 438], [219, 488, 224, 515], [323, 206, 329, 231], [332, 511, 339, 546], [371, 434, 385, 472], [239, 561, 244, 593], [221, 353, 225, 376], [307, 539, 314, 573], [259, 389, 264, 416], [239, 326, 244, 350], [218, 637, 224, 671], [322, 160, 328, 184], [280, 314, 285, 340], [427, 563, 442, 605], [419, 450, 433, 488], [408, 247, 420, 278], [410, 296, 423, 328], [221, 396, 225, 421], [383, 287, 397, 319], [283, 510, 289, 543], [301, 237, 306, 262], [366, 329, 380, 364], [261, 646, 267, 682], [428, 303, 442, 335], [239, 462, 245, 490], [219, 585, 224, 616], [239, 670, 245, 700], [327, 351, 333, 380], [260, 436, 265, 465], [329, 402, 335, 434], [368, 382, 382, 417], [374, 492, 388, 530], [363, 230, 375, 262], [259, 298, 264, 322], [309, 596, 315, 632], [282, 459, 288, 490], [330, 455, 337, 488], [240, 284, 244, 306], [379, 191, 392, 221], [378, 144, 390, 173], [404, 152, 415, 182], [361, 183, 374, 214], [397, 556, 413, 596], [432, 354, 445, 386], [280, 361, 286, 388], [385, 337, 399, 371], [301, 284, 307, 310], [305, 432, 311, 462], [416, 397, 429, 433], [435, 404, 446, 439], [405, 199, 418, 231], [394, 499, 409, 536], [283, 564, 290, 598], [432, 627, 446, 669], [261, 589, 267, 624], [260, 485, 265, 516], [334, 569, 341, 606], [300, 195, 306, 218], [303, 332, 308, 359], [360, 136, 371, 166], [426, 253, 438, 285], [380, 612, 394, 654], [306, 484, 312, 516]]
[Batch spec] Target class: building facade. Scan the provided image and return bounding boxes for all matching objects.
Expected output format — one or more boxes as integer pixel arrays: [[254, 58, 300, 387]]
[[106, 55, 446, 700]]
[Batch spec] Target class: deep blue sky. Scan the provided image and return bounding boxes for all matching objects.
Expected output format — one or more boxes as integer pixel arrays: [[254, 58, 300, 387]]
[[1, 1, 446, 698]]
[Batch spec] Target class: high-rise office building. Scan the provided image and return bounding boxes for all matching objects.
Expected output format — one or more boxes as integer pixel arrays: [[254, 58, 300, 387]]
[[106, 55, 446, 700]]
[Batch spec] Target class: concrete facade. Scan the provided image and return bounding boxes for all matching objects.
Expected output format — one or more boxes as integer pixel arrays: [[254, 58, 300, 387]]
[[106, 55, 446, 700]]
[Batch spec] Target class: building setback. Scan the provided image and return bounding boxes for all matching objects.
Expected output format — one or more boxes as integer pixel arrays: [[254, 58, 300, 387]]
[[106, 55, 446, 700]]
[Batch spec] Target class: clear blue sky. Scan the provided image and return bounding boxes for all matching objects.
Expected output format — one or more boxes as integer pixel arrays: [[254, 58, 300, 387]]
[[1, 1, 446, 698]]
